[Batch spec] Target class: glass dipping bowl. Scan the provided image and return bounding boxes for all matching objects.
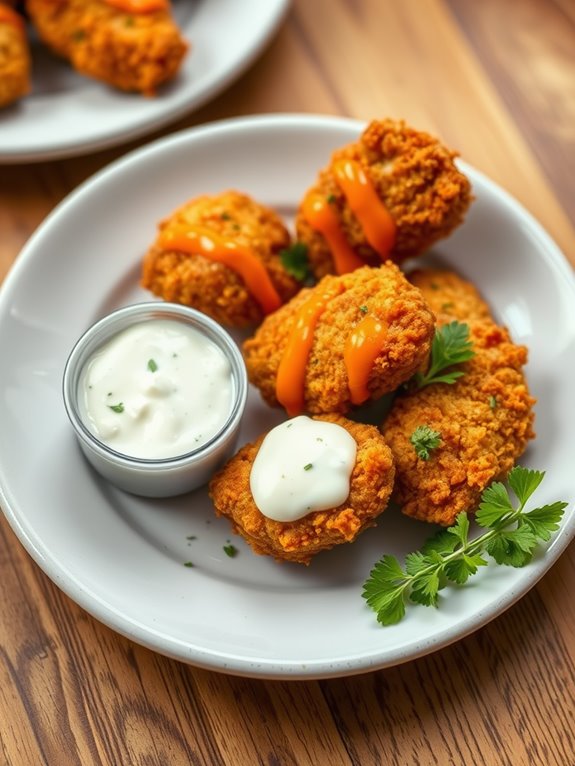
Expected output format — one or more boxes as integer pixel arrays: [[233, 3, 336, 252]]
[[62, 302, 248, 498]]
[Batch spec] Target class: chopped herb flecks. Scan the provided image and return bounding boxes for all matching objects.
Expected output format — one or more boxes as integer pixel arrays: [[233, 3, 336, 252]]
[[410, 425, 441, 461], [223, 543, 238, 558], [280, 242, 312, 283], [108, 402, 124, 413]]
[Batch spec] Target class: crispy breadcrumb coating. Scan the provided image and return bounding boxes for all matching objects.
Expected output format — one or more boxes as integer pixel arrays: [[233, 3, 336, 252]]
[[25, 0, 188, 95], [243, 263, 435, 414], [382, 269, 536, 526], [0, 4, 30, 108], [295, 119, 473, 278], [209, 415, 395, 564], [142, 191, 301, 328]]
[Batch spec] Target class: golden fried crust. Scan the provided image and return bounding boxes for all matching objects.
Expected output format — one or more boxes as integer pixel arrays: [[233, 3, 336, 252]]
[[25, 0, 188, 95], [295, 119, 473, 278], [406, 268, 492, 325], [209, 415, 395, 564], [382, 270, 536, 526], [141, 191, 300, 328], [243, 263, 435, 414], [0, 10, 31, 108]]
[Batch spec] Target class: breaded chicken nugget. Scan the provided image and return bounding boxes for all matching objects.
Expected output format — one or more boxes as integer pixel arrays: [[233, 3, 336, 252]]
[[141, 191, 301, 328], [382, 269, 536, 526], [295, 119, 473, 279], [25, 0, 188, 95], [0, 3, 31, 108], [209, 414, 395, 565], [243, 263, 435, 415]]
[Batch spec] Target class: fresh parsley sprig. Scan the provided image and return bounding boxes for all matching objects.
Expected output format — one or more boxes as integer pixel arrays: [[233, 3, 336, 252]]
[[410, 425, 442, 460], [414, 321, 475, 388], [362, 466, 567, 626], [280, 242, 313, 283]]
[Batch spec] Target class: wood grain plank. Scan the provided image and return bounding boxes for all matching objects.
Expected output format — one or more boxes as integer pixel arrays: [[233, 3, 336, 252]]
[[320, 587, 575, 766], [445, 0, 575, 229]]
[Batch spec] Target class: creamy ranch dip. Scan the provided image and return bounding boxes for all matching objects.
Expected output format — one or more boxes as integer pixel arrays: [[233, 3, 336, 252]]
[[79, 319, 233, 459], [249, 415, 357, 522]]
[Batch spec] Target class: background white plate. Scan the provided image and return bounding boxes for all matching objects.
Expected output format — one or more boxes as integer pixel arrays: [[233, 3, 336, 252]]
[[1, 115, 574, 679], [0, 0, 290, 163]]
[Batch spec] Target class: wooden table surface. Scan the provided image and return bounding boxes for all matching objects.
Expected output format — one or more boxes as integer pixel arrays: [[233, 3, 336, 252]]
[[1, 1, 575, 764]]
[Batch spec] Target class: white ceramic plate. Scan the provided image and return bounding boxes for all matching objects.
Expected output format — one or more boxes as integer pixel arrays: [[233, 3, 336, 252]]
[[0, 0, 289, 163], [1, 115, 574, 679]]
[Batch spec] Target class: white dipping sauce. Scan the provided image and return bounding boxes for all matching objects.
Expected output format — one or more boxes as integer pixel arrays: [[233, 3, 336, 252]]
[[79, 319, 233, 459], [249, 415, 357, 522]]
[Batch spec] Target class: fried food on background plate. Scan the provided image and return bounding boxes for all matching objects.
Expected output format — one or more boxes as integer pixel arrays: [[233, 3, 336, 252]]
[[295, 119, 473, 279], [0, 3, 31, 108], [25, 0, 188, 95], [382, 269, 536, 527], [141, 191, 301, 328], [209, 414, 395, 565], [243, 263, 435, 415]]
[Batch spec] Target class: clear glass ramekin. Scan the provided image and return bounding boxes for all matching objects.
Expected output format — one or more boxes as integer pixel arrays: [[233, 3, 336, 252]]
[[62, 302, 248, 498]]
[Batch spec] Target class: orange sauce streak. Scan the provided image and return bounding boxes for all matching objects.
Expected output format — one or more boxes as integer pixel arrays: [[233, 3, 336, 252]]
[[301, 192, 365, 275], [104, 0, 168, 13], [332, 159, 396, 260], [343, 314, 388, 405], [0, 5, 25, 31], [276, 283, 344, 416], [159, 226, 282, 316]]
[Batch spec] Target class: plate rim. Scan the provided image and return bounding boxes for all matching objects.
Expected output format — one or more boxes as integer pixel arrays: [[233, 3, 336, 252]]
[[0, 0, 291, 163]]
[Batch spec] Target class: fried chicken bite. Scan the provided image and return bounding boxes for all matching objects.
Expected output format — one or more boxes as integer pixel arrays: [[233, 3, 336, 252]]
[[382, 269, 536, 526], [243, 263, 435, 415], [209, 414, 395, 565], [295, 119, 473, 279], [25, 0, 188, 95], [0, 3, 31, 108], [141, 191, 301, 328]]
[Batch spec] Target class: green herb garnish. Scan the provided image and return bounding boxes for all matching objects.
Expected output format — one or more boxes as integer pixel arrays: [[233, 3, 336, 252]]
[[359, 305, 368, 314], [414, 321, 475, 388], [326, 193, 337, 204], [410, 425, 441, 460], [108, 402, 124, 413], [303, 463, 313, 471], [184, 561, 194, 568], [223, 543, 238, 558], [147, 358, 158, 372], [362, 466, 567, 626], [489, 395, 497, 409], [280, 242, 311, 282]]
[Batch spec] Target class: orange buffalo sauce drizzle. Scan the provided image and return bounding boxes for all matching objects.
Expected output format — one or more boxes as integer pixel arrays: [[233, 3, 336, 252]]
[[276, 283, 344, 416], [332, 159, 396, 260], [301, 192, 365, 276], [343, 314, 388, 405], [0, 5, 25, 31], [104, 0, 168, 13], [159, 226, 282, 316]]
